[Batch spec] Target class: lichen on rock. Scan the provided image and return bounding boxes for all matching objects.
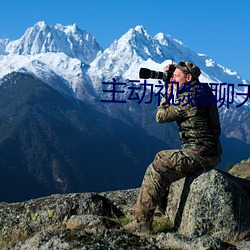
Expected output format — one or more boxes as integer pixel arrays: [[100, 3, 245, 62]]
[[165, 169, 250, 241]]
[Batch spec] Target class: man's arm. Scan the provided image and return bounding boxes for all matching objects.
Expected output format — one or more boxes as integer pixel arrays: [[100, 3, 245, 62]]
[[156, 95, 196, 123], [156, 98, 178, 123]]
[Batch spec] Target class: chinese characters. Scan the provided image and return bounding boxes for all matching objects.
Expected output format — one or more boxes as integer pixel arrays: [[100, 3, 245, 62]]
[[100, 79, 250, 108]]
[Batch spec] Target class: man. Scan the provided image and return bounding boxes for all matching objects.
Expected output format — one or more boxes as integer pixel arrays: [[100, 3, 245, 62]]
[[124, 61, 222, 233]]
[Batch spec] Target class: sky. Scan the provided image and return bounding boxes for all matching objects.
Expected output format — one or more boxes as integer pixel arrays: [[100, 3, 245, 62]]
[[0, 0, 250, 80]]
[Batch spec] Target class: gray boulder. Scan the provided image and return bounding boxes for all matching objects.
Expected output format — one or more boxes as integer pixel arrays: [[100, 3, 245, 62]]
[[165, 169, 250, 241], [0, 193, 124, 248]]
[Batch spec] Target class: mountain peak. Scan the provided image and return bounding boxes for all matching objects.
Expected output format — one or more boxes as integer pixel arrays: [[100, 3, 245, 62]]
[[154, 32, 185, 47], [134, 25, 147, 34], [34, 21, 48, 29], [125, 25, 150, 40], [89, 25, 171, 80], [5, 21, 102, 64], [54, 23, 79, 33]]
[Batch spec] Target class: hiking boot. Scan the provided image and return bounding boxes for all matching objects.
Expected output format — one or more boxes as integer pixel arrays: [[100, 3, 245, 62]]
[[124, 219, 152, 234]]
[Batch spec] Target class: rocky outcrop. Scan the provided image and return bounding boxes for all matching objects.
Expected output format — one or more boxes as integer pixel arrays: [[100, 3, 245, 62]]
[[165, 169, 250, 240], [1, 169, 250, 249]]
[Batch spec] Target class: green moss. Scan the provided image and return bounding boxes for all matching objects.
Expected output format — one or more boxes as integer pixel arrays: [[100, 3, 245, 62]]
[[31, 212, 39, 221], [47, 209, 57, 220]]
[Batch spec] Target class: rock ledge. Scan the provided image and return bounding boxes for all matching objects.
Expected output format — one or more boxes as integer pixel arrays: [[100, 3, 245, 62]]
[[0, 169, 250, 249]]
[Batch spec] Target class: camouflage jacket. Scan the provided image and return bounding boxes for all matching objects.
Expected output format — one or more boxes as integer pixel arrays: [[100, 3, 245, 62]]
[[156, 80, 222, 157]]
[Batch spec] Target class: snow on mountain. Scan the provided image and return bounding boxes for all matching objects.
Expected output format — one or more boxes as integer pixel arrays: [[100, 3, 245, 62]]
[[88, 25, 250, 110], [93, 25, 246, 86], [88, 25, 162, 84], [0, 22, 103, 103], [0, 52, 98, 102], [0, 21, 249, 149], [5, 21, 102, 64], [0, 22, 249, 111]]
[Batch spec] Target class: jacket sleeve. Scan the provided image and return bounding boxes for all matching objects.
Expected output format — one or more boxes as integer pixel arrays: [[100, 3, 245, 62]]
[[156, 95, 196, 123]]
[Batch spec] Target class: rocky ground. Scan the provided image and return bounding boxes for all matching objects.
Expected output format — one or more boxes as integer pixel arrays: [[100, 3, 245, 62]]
[[0, 168, 250, 249]]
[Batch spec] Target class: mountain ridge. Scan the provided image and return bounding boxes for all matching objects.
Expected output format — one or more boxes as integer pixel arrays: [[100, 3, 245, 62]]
[[0, 22, 249, 201], [0, 72, 171, 202], [0, 22, 249, 106], [4, 21, 102, 64], [1, 21, 250, 149]]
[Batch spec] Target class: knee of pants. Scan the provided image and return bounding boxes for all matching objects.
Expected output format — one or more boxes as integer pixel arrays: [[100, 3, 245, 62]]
[[145, 164, 155, 177], [154, 150, 169, 161], [145, 163, 165, 181], [154, 152, 161, 161]]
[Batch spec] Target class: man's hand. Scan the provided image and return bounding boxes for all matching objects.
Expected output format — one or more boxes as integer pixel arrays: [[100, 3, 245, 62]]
[[164, 65, 172, 73], [163, 64, 175, 93]]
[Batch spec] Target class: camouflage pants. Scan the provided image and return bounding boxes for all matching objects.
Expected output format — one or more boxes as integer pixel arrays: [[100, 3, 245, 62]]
[[134, 149, 220, 222]]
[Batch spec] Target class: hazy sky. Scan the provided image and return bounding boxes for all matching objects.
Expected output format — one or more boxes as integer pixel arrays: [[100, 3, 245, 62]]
[[1, 0, 250, 80]]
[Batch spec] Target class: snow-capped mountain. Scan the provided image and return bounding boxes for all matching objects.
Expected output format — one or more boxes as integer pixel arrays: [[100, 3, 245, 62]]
[[0, 52, 98, 101], [4, 21, 102, 64], [0, 22, 102, 101], [0, 22, 249, 201], [0, 22, 249, 108], [89, 25, 249, 110], [0, 22, 249, 144]]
